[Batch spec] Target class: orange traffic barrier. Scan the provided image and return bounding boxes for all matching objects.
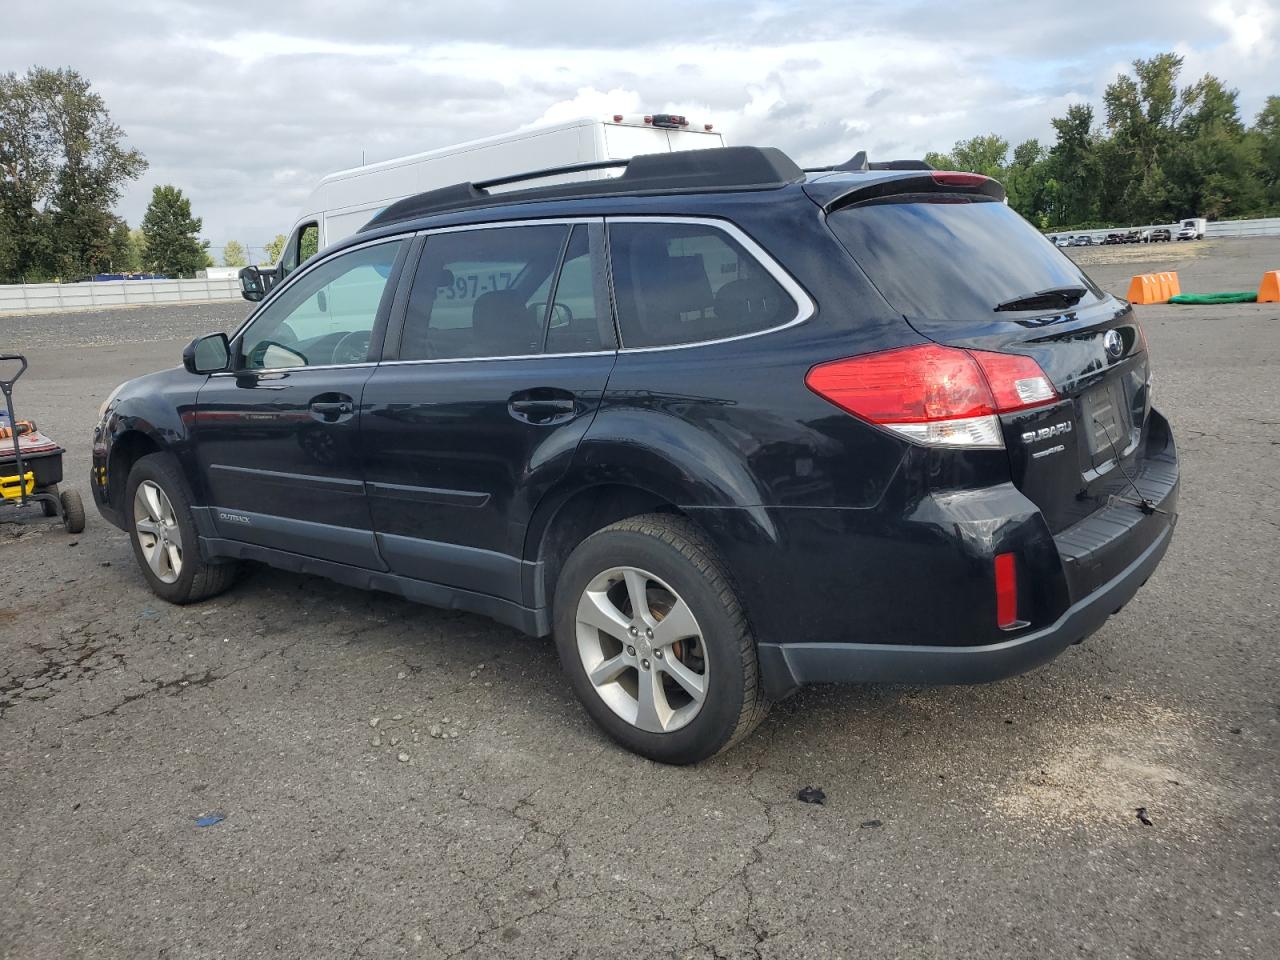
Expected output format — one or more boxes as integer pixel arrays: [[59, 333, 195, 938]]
[[1126, 271, 1181, 304], [1258, 270, 1280, 303]]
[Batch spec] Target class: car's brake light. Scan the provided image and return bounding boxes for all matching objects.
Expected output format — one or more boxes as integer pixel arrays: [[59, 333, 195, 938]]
[[932, 171, 991, 189], [804, 344, 1058, 449]]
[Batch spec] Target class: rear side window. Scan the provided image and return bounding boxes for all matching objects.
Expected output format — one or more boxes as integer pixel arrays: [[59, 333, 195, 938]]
[[400, 225, 567, 360], [827, 198, 1104, 321], [609, 221, 797, 348]]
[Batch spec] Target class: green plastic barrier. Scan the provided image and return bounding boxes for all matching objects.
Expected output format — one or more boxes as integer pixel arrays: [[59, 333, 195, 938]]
[[1168, 292, 1258, 304]]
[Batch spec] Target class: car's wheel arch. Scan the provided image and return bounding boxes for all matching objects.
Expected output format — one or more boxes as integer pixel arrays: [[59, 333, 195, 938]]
[[105, 425, 165, 516], [524, 468, 781, 629]]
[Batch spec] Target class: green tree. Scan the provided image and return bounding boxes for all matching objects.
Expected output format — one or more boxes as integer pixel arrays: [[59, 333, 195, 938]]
[[107, 218, 143, 272], [222, 239, 248, 268], [921, 52, 1275, 230], [0, 67, 145, 281], [140, 184, 209, 277], [1044, 103, 1103, 227], [1100, 53, 1194, 223], [1167, 75, 1260, 219], [1254, 96, 1280, 213], [262, 233, 286, 264], [1004, 138, 1049, 222], [925, 133, 1010, 179]]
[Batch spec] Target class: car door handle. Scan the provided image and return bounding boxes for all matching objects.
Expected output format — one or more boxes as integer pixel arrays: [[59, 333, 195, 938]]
[[508, 391, 578, 425], [310, 399, 354, 422]]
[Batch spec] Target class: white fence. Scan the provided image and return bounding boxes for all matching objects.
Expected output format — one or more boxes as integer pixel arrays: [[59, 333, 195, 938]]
[[0, 277, 240, 314], [1055, 216, 1280, 244], [1207, 217, 1280, 238]]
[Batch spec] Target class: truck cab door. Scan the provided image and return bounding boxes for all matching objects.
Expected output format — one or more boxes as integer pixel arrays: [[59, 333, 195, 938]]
[[280, 220, 320, 281]]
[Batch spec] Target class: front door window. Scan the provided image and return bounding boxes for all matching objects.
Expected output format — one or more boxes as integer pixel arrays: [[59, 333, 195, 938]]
[[239, 240, 404, 369]]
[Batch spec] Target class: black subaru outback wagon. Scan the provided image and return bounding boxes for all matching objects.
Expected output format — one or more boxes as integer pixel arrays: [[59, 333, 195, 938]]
[[92, 147, 1178, 763]]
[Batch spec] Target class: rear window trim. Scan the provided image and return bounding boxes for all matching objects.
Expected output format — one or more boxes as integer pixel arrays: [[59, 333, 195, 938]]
[[605, 216, 815, 353]]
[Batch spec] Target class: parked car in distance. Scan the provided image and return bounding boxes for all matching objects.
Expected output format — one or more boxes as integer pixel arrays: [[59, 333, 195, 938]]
[[1177, 218, 1207, 241], [1054, 235, 1072, 247], [1143, 228, 1172, 242], [1072, 235, 1093, 246], [92, 147, 1179, 764]]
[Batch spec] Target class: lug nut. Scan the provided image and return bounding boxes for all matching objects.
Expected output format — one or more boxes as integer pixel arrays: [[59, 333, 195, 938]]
[[641, 659, 650, 670], [645, 628, 653, 639], [629, 625, 638, 636], [654, 650, 663, 659], [627, 645, 635, 656]]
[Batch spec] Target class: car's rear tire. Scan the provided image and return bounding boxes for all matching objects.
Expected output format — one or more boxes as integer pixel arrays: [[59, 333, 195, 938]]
[[125, 452, 239, 604], [553, 514, 769, 764]]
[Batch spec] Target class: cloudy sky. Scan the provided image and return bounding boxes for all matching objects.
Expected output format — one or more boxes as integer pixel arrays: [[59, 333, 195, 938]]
[[6, 0, 1279, 261]]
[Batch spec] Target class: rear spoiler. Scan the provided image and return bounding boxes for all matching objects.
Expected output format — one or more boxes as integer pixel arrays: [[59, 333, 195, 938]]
[[803, 169, 1007, 213]]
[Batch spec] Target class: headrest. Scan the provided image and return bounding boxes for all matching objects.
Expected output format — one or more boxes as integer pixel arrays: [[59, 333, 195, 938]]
[[472, 290, 538, 355]]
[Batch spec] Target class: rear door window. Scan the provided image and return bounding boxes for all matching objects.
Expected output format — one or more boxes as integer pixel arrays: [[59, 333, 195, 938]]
[[399, 224, 568, 360], [826, 198, 1104, 322], [608, 221, 797, 348]]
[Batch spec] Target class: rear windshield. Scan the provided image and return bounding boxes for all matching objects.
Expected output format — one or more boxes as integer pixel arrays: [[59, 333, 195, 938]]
[[827, 197, 1104, 320]]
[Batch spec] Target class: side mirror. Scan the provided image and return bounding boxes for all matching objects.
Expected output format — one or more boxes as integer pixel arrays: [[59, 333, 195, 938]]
[[239, 265, 265, 302], [183, 333, 230, 374]]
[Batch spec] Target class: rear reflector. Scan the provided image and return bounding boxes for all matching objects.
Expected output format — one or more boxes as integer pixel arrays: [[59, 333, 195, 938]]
[[804, 344, 1058, 449], [995, 552, 1018, 628]]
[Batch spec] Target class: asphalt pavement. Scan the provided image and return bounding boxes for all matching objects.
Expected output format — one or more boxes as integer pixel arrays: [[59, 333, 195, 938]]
[[1, 238, 1277, 959]]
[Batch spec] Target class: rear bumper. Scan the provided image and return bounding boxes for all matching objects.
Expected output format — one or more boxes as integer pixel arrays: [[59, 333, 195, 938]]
[[705, 414, 1179, 701], [757, 515, 1173, 696]]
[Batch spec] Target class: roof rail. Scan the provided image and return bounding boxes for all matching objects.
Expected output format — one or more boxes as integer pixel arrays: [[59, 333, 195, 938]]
[[804, 152, 934, 174], [362, 146, 804, 231]]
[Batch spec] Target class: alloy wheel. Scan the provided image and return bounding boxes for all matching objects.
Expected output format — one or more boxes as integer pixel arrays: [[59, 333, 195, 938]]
[[575, 566, 708, 733], [133, 480, 183, 584]]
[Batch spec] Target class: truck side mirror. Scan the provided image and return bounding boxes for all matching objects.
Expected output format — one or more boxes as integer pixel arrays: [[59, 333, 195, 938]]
[[183, 333, 230, 374], [239, 265, 265, 302]]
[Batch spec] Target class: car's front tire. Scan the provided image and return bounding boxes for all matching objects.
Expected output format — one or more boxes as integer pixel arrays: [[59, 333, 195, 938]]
[[553, 514, 769, 764], [125, 453, 239, 604]]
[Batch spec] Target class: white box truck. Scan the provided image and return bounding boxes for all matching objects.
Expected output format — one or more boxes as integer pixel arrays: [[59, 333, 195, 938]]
[[1176, 218, 1207, 241], [251, 113, 724, 296]]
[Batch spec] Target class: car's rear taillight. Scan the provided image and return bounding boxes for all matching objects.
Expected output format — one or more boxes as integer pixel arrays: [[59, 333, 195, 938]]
[[804, 344, 1058, 449]]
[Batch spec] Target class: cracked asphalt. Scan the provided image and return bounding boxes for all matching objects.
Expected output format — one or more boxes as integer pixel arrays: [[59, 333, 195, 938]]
[[1, 238, 1278, 959]]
